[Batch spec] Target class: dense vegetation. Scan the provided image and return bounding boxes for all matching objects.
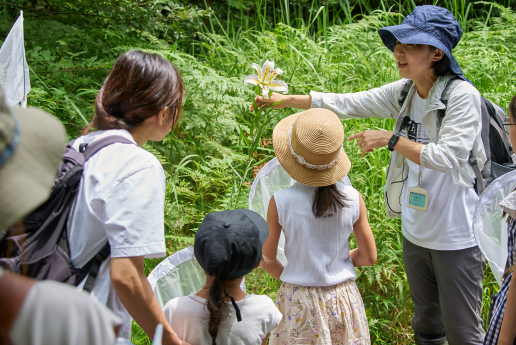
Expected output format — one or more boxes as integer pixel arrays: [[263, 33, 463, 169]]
[[1, 0, 516, 343]]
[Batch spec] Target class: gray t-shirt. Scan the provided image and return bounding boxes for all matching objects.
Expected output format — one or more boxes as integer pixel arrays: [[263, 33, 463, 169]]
[[163, 292, 283, 345]]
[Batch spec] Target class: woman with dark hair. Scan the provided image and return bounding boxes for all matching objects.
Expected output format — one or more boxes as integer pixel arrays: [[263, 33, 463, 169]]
[[67, 50, 188, 344], [483, 96, 516, 345], [261, 108, 377, 345], [255, 6, 487, 345]]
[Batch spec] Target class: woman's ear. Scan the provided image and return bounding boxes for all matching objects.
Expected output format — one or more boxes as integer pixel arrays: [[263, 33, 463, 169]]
[[432, 48, 445, 62], [157, 106, 169, 126]]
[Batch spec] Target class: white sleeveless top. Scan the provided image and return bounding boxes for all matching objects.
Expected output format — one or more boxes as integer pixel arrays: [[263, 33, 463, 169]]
[[274, 182, 360, 286]]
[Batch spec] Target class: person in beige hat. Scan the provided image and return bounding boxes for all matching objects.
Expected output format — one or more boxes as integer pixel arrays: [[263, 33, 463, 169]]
[[260, 108, 377, 345], [0, 90, 66, 234], [0, 90, 124, 345]]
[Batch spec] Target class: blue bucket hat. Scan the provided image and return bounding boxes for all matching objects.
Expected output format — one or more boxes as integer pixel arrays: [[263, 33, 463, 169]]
[[378, 5, 466, 80]]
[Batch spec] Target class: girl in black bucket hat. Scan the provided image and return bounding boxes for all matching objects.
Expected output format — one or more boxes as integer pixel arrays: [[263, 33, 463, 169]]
[[162, 209, 283, 345], [254, 5, 486, 345]]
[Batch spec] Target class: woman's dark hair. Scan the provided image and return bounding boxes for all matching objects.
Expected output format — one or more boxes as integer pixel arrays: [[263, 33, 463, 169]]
[[428, 46, 451, 76], [206, 276, 229, 345], [82, 50, 184, 135], [312, 183, 349, 218], [509, 95, 516, 121]]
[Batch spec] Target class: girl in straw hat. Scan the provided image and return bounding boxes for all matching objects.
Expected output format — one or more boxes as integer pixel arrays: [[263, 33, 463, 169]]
[[261, 108, 377, 345]]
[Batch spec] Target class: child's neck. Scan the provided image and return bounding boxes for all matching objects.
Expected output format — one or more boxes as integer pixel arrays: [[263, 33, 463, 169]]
[[196, 275, 247, 302]]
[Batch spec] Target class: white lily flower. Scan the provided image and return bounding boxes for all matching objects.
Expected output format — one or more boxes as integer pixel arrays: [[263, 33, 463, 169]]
[[244, 60, 288, 99]]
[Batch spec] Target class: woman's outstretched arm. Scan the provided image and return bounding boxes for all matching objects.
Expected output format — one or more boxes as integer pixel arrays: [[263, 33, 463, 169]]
[[252, 93, 311, 110], [261, 196, 285, 280], [350, 193, 377, 267]]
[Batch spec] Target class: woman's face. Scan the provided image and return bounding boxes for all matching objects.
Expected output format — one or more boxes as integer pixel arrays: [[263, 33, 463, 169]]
[[393, 41, 442, 81]]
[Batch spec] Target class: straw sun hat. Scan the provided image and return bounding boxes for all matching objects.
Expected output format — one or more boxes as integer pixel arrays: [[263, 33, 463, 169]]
[[273, 108, 351, 187]]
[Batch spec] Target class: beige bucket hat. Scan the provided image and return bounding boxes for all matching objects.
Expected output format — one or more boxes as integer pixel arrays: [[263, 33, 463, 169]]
[[273, 108, 351, 187], [0, 90, 66, 231]]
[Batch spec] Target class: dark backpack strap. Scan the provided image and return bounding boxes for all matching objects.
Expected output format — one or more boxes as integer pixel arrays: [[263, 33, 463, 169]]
[[398, 80, 413, 107], [437, 76, 463, 127], [82, 136, 135, 162], [82, 242, 111, 293]]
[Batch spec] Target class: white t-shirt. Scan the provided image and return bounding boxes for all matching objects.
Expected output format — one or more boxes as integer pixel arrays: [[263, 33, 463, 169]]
[[67, 129, 167, 338], [0, 268, 122, 345], [163, 292, 283, 345], [400, 91, 478, 250]]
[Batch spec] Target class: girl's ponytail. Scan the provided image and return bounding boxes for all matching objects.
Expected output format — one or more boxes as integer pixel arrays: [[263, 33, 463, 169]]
[[206, 276, 229, 345], [312, 183, 349, 218]]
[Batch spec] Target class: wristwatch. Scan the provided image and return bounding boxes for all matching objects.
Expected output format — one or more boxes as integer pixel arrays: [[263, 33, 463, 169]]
[[388, 133, 400, 151]]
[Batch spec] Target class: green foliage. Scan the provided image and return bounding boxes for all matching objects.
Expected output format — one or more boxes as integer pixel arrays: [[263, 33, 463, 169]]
[[2, 0, 516, 344]]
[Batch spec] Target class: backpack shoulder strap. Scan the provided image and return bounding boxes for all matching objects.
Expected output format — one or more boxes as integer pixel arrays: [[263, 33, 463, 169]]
[[437, 76, 463, 127], [82, 136, 136, 161], [398, 80, 413, 107], [82, 242, 111, 293]]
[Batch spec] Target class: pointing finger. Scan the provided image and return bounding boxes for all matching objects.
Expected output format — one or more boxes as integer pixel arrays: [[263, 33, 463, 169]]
[[347, 132, 364, 141]]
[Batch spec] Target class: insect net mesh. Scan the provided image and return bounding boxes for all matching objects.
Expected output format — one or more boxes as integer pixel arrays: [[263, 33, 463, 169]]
[[148, 247, 246, 308], [248, 158, 352, 265], [0, 12, 31, 106], [473, 170, 516, 287]]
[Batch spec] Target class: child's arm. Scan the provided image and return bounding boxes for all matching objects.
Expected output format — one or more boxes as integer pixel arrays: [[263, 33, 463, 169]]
[[262, 196, 285, 280], [497, 278, 516, 345], [261, 333, 271, 345], [349, 193, 377, 267]]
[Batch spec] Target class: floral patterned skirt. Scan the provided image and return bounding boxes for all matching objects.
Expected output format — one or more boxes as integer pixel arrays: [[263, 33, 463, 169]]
[[270, 280, 370, 345]]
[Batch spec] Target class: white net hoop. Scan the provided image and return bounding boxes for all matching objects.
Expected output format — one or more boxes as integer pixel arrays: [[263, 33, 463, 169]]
[[148, 246, 246, 308], [248, 157, 352, 265], [472, 170, 516, 287]]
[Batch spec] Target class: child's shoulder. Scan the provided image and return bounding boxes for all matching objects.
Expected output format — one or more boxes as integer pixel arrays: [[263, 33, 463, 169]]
[[162, 294, 204, 316], [243, 294, 283, 323]]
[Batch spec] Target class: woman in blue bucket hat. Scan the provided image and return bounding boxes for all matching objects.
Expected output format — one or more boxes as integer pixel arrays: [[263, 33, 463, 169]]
[[255, 5, 486, 345]]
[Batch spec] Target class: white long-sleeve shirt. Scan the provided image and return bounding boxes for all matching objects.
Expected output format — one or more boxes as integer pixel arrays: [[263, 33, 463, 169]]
[[310, 75, 486, 219]]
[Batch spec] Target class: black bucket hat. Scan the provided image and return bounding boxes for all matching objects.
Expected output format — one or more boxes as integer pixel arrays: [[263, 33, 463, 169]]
[[194, 209, 269, 321], [378, 5, 466, 81]]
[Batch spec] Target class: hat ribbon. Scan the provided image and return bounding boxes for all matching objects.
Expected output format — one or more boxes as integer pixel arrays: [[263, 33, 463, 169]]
[[287, 117, 340, 170], [0, 110, 21, 168], [221, 279, 242, 322]]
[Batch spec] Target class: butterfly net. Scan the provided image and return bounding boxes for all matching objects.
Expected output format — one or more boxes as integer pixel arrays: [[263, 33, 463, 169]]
[[248, 158, 351, 265], [473, 170, 516, 287], [148, 246, 247, 308]]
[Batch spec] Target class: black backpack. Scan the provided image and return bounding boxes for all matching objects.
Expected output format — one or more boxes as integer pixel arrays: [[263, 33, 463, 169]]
[[399, 77, 516, 195], [0, 136, 134, 292]]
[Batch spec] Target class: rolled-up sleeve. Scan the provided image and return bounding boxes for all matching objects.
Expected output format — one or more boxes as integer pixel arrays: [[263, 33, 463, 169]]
[[420, 82, 482, 185], [100, 165, 166, 259], [310, 79, 406, 120]]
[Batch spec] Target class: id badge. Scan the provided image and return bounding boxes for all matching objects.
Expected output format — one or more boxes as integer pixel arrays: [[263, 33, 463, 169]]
[[407, 186, 429, 212]]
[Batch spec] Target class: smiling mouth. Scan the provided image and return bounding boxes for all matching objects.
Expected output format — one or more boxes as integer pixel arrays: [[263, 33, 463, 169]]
[[397, 60, 408, 68]]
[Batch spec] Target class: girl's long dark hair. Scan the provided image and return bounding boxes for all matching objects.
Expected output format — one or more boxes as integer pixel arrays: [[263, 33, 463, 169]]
[[312, 183, 349, 218], [206, 277, 229, 345], [82, 50, 184, 135]]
